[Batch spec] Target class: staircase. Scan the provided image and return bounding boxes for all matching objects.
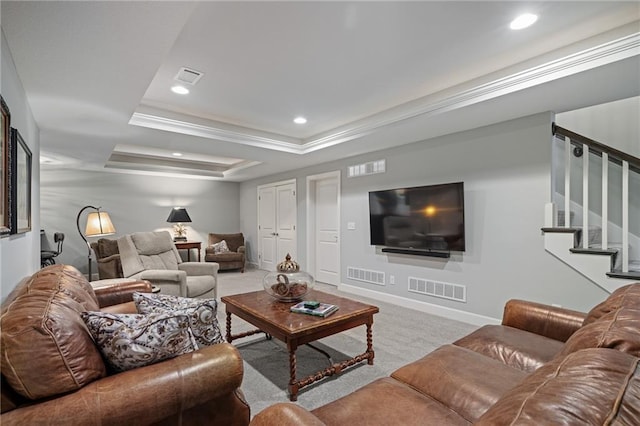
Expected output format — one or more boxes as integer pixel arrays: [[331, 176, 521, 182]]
[[542, 124, 639, 294]]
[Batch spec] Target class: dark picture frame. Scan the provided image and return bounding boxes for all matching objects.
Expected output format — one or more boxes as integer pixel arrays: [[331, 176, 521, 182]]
[[10, 128, 32, 234], [0, 95, 10, 237]]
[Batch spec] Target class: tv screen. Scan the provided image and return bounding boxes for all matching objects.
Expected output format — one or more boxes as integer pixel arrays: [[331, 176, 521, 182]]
[[369, 182, 465, 252]]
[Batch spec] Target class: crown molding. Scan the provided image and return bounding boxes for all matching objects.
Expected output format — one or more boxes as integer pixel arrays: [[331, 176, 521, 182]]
[[299, 32, 640, 153], [130, 32, 639, 155]]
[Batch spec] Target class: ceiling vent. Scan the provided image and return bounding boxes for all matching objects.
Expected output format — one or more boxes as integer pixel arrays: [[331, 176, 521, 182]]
[[174, 67, 204, 85]]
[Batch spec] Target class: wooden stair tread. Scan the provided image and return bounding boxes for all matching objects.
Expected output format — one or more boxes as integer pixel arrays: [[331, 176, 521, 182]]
[[569, 248, 618, 256]]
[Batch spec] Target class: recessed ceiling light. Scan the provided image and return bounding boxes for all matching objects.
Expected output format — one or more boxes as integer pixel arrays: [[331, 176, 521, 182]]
[[172, 152, 183, 157], [171, 85, 189, 95], [294, 116, 307, 124], [510, 13, 538, 30]]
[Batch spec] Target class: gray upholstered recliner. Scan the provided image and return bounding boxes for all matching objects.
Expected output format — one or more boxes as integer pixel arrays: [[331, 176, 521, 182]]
[[117, 231, 218, 299]]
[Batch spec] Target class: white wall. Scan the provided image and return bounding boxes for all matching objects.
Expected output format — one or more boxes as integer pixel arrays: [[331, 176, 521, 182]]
[[1, 30, 40, 300], [39, 169, 240, 278], [241, 113, 608, 320], [557, 96, 640, 157]]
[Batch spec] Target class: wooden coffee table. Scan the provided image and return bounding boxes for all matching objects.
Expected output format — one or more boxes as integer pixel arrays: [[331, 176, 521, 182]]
[[221, 289, 379, 401]]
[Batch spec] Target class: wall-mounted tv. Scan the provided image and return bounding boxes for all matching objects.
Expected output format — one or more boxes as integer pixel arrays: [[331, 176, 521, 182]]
[[369, 182, 465, 256]]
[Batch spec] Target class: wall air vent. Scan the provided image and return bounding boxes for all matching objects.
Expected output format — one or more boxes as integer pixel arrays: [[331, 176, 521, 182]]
[[408, 277, 466, 302], [348, 159, 385, 178], [347, 267, 385, 286], [174, 67, 204, 85]]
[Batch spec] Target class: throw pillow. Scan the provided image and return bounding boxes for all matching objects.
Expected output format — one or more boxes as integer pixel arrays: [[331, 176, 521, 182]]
[[81, 311, 198, 372], [212, 240, 230, 254], [133, 292, 224, 348]]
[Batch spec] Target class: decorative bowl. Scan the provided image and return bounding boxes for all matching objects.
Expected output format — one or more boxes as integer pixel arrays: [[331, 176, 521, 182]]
[[263, 254, 314, 302]]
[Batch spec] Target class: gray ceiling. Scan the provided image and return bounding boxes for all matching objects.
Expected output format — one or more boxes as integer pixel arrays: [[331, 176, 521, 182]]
[[2, 1, 639, 182]]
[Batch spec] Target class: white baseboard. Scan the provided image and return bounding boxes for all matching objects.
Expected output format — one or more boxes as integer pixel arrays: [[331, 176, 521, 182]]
[[338, 282, 500, 327], [247, 261, 260, 269]]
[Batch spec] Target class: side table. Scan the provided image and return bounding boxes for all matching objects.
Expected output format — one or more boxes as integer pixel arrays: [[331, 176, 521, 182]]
[[174, 241, 202, 262]]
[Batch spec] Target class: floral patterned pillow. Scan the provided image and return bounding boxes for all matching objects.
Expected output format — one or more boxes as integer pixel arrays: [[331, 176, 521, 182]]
[[212, 240, 230, 254], [81, 311, 198, 372], [133, 292, 224, 349]]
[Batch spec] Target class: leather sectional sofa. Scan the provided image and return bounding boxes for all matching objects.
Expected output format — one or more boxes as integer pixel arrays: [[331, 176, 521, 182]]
[[251, 283, 640, 425], [0, 265, 250, 425]]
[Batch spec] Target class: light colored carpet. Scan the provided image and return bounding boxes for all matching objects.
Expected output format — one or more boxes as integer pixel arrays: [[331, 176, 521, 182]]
[[216, 268, 478, 418]]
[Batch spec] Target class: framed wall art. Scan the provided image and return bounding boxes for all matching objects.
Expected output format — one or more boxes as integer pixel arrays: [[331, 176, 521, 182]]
[[0, 95, 10, 237], [10, 127, 32, 234]]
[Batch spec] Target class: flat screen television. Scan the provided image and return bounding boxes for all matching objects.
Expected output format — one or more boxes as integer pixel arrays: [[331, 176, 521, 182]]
[[369, 182, 465, 254]]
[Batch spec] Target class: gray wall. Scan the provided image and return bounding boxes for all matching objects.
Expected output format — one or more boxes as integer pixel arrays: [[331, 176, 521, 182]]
[[40, 169, 240, 277], [1, 30, 41, 300], [241, 113, 608, 320]]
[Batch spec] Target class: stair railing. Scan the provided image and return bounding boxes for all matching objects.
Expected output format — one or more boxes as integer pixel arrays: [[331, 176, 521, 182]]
[[552, 123, 639, 274]]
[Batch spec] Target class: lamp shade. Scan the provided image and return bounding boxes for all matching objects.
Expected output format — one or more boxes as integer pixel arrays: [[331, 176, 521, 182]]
[[85, 211, 116, 237], [167, 207, 192, 223]]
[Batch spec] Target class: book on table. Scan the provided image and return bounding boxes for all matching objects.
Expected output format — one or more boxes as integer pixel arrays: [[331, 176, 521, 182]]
[[290, 301, 339, 318]]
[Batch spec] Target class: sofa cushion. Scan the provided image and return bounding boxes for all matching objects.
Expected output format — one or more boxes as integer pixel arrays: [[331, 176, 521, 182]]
[[558, 307, 640, 357], [476, 348, 640, 425], [453, 325, 563, 372], [584, 283, 640, 325], [391, 344, 526, 422], [205, 252, 244, 262], [311, 377, 471, 426], [133, 292, 223, 348], [82, 311, 199, 372], [0, 265, 107, 400]]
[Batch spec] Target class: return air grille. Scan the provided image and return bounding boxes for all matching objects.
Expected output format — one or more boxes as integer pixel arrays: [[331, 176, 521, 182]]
[[408, 277, 466, 302], [347, 267, 385, 286], [174, 67, 204, 85], [348, 159, 385, 178]]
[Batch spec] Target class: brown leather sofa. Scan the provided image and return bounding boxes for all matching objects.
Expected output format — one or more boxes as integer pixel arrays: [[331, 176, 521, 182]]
[[0, 264, 250, 425], [91, 237, 124, 279], [205, 233, 246, 272], [251, 284, 640, 425]]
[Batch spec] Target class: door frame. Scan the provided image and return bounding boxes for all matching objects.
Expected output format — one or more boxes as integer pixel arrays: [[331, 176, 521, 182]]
[[306, 170, 341, 285], [257, 178, 296, 270]]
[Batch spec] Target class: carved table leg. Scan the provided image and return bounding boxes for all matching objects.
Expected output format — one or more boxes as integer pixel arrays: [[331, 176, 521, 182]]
[[288, 344, 298, 401], [225, 311, 233, 343], [366, 321, 375, 365]]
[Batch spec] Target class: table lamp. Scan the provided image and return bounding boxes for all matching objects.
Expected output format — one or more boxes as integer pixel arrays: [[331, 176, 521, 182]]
[[76, 205, 116, 281], [167, 207, 191, 241]]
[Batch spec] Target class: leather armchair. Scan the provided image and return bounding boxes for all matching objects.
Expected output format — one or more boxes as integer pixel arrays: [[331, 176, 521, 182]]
[[118, 231, 218, 299], [205, 233, 246, 272], [1, 265, 249, 425]]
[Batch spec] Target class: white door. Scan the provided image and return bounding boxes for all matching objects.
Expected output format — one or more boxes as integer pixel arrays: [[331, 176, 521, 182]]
[[258, 186, 277, 270], [312, 174, 340, 285], [258, 180, 297, 270], [276, 183, 297, 261]]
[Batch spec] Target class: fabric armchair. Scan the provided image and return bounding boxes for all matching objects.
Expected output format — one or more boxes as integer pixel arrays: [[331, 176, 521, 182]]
[[90, 238, 124, 279], [205, 232, 246, 272], [118, 231, 218, 299]]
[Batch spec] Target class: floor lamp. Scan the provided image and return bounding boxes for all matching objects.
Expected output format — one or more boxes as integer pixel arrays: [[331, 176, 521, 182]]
[[76, 205, 116, 281]]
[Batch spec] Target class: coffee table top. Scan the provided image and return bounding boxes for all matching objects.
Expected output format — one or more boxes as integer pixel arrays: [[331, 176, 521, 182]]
[[222, 289, 379, 337]]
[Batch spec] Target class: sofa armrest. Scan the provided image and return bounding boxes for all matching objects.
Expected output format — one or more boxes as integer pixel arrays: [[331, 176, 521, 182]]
[[93, 280, 152, 308], [251, 403, 326, 426], [1, 344, 245, 426], [238, 245, 246, 254], [139, 269, 186, 282], [179, 262, 219, 276], [502, 299, 587, 342]]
